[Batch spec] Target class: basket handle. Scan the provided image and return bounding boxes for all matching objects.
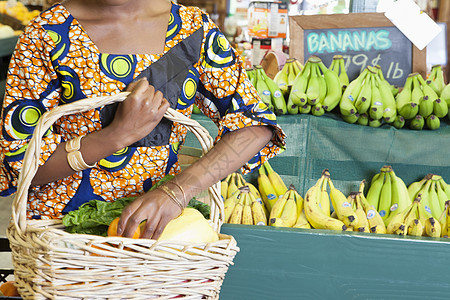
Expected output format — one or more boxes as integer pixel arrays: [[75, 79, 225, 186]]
[[12, 92, 224, 234]]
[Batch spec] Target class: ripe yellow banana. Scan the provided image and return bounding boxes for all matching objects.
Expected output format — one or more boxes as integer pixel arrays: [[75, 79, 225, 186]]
[[251, 200, 268, 226], [386, 200, 415, 234], [408, 218, 424, 236], [270, 217, 287, 227], [228, 201, 244, 224], [227, 173, 239, 199], [241, 193, 254, 225], [269, 189, 290, 221], [293, 209, 311, 229], [279, 190, 298, 227], [223, 189, 240, 223], [221, 174, 231, 200], [328, 177, 358, 227], [438, 200, 450, 237], [319, 177, 331, 216], [351, 192, 370, 233], [264, 161, 288, 198], [257, 164, 278, 211], [358, 180, 387, 234], [407, 174, 430, 201]]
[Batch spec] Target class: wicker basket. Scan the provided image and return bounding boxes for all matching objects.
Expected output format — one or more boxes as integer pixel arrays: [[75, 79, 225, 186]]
[[6, 92, 239, 299]]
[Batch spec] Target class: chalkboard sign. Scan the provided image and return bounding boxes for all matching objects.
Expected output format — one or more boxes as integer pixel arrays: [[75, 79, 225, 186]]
[[289, 13, 426, 87]]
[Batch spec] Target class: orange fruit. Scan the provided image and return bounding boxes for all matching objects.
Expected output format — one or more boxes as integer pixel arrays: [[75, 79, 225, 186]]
[[107, 217, 140, 239], [0, 281, 20, 297]]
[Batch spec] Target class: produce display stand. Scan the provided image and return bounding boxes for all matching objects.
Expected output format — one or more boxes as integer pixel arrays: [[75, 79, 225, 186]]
[[185, 113, 450, 299]]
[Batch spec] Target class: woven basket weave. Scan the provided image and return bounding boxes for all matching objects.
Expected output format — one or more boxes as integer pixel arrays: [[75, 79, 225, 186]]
[[6, 92, 239, 299]]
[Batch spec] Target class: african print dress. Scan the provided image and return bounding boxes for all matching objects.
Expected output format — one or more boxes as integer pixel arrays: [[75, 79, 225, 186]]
[[0, 2, 286, 219]]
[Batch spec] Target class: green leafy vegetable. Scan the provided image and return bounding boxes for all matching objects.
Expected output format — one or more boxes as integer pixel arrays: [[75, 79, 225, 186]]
[[61, 175, 211, 236]]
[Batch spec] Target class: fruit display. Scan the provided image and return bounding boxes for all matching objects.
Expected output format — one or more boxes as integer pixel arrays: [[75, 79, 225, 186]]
[[218, 160, 450, 240]]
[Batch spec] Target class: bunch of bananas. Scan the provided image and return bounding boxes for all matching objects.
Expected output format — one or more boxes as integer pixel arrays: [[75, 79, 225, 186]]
[[441, 83, 450, 114], [395, 72, 448, 130], [407, 174, 450, 220], [257, 161, 288, 212], [339, 65, 399, 127], [288, 56, 342, 115], [222, 173, 268, 225], [439, 200, 450, 238], [273, 58, 304, 98], [303, 170, 349, 231], [269, 185, 304, 227], [365, 166, 411, 225], [247, 66, 287, 115], [426, 64, 446, 97], [329, 55, 350, 91], [385, 195, 441, 237], [350, 181, 387, 233]]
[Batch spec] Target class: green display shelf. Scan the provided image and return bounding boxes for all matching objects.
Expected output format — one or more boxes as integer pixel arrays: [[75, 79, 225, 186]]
[[186, 113, 450, 299]]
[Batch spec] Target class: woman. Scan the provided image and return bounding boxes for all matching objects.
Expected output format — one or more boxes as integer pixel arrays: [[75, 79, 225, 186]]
[[0, 0, 285, 239]]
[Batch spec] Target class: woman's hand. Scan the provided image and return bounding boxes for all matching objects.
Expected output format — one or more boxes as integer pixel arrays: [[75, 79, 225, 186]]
[[117, 187, 183, 239], [109, 78, 170, 147]]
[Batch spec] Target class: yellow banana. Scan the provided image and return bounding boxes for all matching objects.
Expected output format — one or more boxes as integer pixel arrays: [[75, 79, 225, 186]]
[[227, 173, 239, 199], [358, 180, 387, 234], [438, 200, 450, 237], [293, 209, 311, 229], [221, 173, 231, 200], [269, 189, 290, 221], [270, 217, 287, 227], [328, 177, 358, 227], [228, 202, 244, 224], [435, 179, 448, 212], [352, 192, 370, 233], [257, 164, 278, 211], [407, 174, 430, 201], [251, 200, 268, 226], [304, 172, 347, 231], [264, 160, 288, 198], [428, 180, 443, 220], [241, 193, 254, 225], [408, 219, 424, 237], [319, 177, 331, 216], [386, 200, 415, 234], [280, 190, 298, 227], [378, 169, 392, 223]]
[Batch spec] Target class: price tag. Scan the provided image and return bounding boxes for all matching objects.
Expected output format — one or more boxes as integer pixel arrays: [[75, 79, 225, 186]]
[[383, 0, 441, 50]]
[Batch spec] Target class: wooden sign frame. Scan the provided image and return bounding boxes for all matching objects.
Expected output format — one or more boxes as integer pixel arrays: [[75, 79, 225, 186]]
[[288, 12, 427, 79]]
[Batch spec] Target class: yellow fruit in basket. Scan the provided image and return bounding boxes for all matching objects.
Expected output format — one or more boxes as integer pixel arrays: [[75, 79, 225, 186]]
[[0, 24, 15, 38], [107, 217, 141, 239], [0, 281, 19, 297], [158, 208, 219, 243]]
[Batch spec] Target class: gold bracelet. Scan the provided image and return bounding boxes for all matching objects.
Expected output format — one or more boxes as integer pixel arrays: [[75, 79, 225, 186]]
[[65, 136, 96, 172], [158, 185, 184, 211], [166, 181, 187, 206]]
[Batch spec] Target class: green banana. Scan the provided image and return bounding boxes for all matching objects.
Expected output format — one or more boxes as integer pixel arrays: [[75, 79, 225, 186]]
[[426, 114, 440, 130], [306, 61, 321, 105], [255, 66, 274, 111], [340, 68, 368, 116], [440, 83, 450, 108], [411, 74, 427, 118], [433, 98, 448, 118], [396, 74, 415, 119], [357, 112, 369, 126], [260, 66, 287, 115], [373, 67, 397, 122], [354, 73, 372, 114], [289, 61, 310, 106], [286, 93, 299, 115], [427, 64, 445, 96], [337, 55, 349, 90], [287, 60, 297, 88], [392, 115, 405, 129], [366, 171, 385, 210], [311, 103, 325, 117], [317, 61, 342, 111], [369, 72, 384, 120], [299, 103, 312, 114], [409, 114, 424, 130], [342, 113, 359, 124]]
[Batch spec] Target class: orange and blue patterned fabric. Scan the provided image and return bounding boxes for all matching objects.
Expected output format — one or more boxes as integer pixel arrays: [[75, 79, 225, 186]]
[[0, 2, 286, 219]]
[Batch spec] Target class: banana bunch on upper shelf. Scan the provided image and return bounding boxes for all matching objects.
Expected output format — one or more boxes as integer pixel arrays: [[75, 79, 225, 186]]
[[247, 66, 287, 115], [339, 65, 398, 127], [365, 166, 411, 226], [222, 172, 268, 226], [395, 72, 448, 130], [426, 64, 446, 97], [287, 56, 342, 116], [407, 173, 450, 221], [273, 57, 304, 98]]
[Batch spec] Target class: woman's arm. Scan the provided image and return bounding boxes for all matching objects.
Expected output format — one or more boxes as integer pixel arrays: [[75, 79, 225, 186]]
[[118, 124, 273, 239], [31, 79, 170, 186]]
